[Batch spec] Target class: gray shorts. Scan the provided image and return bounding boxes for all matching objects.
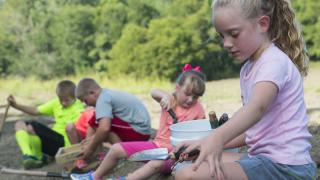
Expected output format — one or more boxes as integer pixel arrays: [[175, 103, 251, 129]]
[[237, 154, 317, 180]]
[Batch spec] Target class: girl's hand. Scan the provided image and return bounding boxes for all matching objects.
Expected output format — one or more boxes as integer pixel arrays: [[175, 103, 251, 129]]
[[175, 134, 226, 180], [159, 94, 173, 111], [174, 140, 199, 161]]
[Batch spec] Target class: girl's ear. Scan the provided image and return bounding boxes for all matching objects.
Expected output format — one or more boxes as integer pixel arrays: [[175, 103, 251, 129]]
[[258, 15, 270, 33]]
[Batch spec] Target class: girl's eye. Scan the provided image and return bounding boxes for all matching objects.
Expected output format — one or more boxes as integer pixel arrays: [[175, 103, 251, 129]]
[[192, 95, 199, 100], [185, 92, 192, 96], [230, 31, 239, 38]]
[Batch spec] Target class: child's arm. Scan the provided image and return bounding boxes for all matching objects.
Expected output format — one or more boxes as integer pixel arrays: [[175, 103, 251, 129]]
[[7, 95, 40, 116], [224, 133, 246, 149], [215, 82, 278, 151], [151, 89, 173, 111], [85, 126, 95, 139], [177, 81, 278, 177], [81, 118, 111, 160]]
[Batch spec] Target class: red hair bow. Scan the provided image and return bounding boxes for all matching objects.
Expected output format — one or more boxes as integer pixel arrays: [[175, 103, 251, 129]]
[[183, 64, 201, 72]]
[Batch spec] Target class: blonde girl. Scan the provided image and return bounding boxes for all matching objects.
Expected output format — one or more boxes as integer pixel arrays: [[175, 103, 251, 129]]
[[174, 0, 316, 180]]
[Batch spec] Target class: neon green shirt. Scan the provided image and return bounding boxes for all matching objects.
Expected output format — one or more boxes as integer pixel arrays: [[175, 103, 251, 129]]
[[37, 98, 85, 146]]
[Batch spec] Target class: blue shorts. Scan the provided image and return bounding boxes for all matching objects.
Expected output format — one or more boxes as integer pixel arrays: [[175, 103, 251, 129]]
[[237, 154, 317, 180]]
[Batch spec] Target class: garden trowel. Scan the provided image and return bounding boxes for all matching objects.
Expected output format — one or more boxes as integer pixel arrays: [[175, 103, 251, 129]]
[[128, 147, 200, 161]]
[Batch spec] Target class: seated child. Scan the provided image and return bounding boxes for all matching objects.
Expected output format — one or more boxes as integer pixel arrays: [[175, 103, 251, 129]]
[[66, 107, 96, 144], [70, 64, 206, 180], [7, 80, 85, 169], [74, 78, 153, 161]]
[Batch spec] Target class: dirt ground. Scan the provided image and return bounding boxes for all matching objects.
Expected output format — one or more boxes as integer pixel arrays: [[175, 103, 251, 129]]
[[0, 112, 319, 180], [0, 117, 175, 180]]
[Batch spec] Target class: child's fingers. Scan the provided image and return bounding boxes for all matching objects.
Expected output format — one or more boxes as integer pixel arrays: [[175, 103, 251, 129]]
[[218, 158, 226, 180], [174, 141, 188, 153], [191, 146, 205, 171], [215, 159, 225, 180], [208, 155, 215, 177]]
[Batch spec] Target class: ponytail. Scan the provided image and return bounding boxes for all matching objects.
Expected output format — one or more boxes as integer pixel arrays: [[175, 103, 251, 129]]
[[266, 0, 309, 76]]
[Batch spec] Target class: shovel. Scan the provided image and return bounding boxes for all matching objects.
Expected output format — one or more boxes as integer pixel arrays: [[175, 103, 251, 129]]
[[128, 147, 200, 161]]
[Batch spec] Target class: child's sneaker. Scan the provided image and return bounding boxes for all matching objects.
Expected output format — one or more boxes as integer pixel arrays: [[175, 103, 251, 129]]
[[106, 177, 126, 180], [70, 171, 101, 180], [42, 154, 54, 165], [22, 155, 43, 169]]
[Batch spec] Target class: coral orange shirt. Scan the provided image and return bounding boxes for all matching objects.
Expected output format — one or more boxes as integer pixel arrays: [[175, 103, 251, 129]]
[[75, 108, 96, 139], [153, 101, 205, 151]]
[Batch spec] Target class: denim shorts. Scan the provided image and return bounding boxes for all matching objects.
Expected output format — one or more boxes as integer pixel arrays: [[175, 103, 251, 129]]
[[237, 154, 317, 180]]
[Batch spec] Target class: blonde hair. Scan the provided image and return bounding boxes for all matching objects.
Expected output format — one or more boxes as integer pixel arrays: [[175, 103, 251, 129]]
[[75, 78, 101, 99], [176, 70, 206, 97], [212, 0, 309, 76]]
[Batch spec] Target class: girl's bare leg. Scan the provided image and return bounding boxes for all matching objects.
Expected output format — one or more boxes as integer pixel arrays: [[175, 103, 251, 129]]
[[126, 160, 165, 180], [175, 152, 248, 180], [93, 143, 127, 178]]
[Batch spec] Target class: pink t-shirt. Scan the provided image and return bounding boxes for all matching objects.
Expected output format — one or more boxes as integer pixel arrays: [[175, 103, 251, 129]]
[[240, 43, 312, 165], [153, 101, 206, 151]]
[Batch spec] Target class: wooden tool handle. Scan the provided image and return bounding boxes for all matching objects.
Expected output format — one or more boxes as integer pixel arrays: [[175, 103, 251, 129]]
[[1, 168, 69, 178], [1, 168, 47, 176], [0, 104, 10, 134], [168, 109, 178, 124]]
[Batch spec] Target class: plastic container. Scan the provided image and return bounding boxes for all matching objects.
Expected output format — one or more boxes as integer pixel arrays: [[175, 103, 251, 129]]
[[169, 119, 239, 153], [169, 119, 212, 147], [170, 119, 239, 173]]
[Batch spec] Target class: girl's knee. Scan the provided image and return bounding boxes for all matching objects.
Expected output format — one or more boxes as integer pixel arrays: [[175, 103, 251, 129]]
[[109, 143, 126, 158], [175, 168, 193, 180], [147, 161, 164, 172]]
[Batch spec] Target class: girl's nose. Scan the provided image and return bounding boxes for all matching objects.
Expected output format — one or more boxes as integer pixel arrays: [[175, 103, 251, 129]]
[[187, 96, 194, 103], [223, 38, 233, 49]]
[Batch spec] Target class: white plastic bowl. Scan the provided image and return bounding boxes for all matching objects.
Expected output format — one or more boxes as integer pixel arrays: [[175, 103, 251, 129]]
[[169, 119, 239, 153], [169, 119, 212, 147]]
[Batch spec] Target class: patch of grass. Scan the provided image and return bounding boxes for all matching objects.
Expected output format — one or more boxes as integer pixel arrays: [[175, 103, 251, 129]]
[[310, 61, 320, 69], [0, 74, 172, 105]]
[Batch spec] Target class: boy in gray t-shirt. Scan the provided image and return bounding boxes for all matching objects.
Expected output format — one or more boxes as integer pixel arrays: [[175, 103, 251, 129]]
[[75, 78, 151, 160]]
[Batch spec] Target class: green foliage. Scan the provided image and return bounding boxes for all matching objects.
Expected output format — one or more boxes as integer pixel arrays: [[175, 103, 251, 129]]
[[166, 0, 205, 17], [48, 5, 96, 75], [127, 0, 160, 27], [92, 0, 128, 61], [292, 0, 320, 58], [0, 0, 318, 80], [107, 0, 239, 80]]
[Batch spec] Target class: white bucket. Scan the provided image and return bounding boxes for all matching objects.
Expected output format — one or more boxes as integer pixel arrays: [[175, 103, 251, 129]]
[[169, 119, 239, 152], [169, 119, 239, 173], [169, 119, 212, 147]]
